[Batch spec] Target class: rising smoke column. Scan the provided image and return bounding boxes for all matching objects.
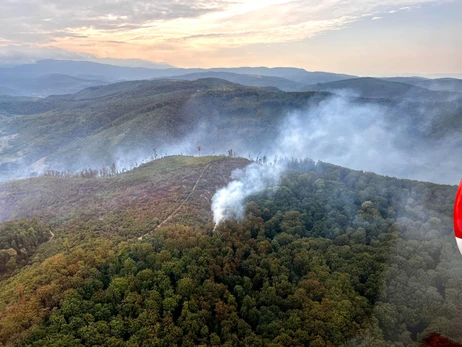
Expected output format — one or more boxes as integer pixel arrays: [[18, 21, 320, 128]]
[[211, 94, 410, 226], [212, 162, 285, 225]]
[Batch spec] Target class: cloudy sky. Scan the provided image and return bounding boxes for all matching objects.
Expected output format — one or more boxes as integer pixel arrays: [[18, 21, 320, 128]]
[[0, 0, 460, 75]]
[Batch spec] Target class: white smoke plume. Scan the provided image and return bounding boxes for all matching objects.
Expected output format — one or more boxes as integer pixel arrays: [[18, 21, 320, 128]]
[[212, 162, 285, 225], [271, 94, 406, 176], [211, 94, 462, 226]]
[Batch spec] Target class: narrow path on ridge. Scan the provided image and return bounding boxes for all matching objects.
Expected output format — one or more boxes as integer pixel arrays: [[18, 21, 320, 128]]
[[139, 162, 212, 240]]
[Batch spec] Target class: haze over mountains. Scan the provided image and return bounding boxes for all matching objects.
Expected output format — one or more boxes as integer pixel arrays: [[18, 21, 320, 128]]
[[305, 77, 462, 101], [0, 59, 357, 96], [0, 59, 460, 101], [0, 55, 461, 347], [0, 73, 111, 98], [1, 0, 461, 344], [0, 60, 461, 185]]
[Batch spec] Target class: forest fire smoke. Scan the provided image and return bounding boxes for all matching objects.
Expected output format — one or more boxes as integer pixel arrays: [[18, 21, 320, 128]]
[[212, 162, 284, 225], [211, 94, 431, 226]]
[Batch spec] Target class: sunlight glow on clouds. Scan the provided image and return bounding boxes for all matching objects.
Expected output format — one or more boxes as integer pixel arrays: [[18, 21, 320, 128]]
[[0, 0, 459, 73]]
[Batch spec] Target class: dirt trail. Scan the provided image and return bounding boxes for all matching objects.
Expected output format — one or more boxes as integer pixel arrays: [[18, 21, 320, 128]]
[[49, 230, 55, 241], [139, 163, 211, 240]]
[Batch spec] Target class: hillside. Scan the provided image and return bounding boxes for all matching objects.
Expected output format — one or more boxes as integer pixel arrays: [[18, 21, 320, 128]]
[[1, 77, 461, 184], [0, 155, 460, 346], [0, 73, 110, 98], [0, 78, 324, 178], [0, 86, 20, 97], [0, 60, 355, 82], [3, 59, 461, 100], [306, 77, 461, 101], [0, 60, 181, 81], [415, 78, 462, 93], [164, 72, 308, 91], [0, 60, 357, 95], [1, 60, 460, 101], [206, 67, 357, 85], [384, 77, 462, 93], [0, 155, 249, 227]]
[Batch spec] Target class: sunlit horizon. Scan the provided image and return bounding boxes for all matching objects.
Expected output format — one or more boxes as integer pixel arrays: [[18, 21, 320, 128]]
[[0, 0, 460, 76]]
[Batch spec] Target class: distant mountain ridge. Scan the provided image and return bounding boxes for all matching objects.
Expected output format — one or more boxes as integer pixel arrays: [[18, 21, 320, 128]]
[[0, 59, 460, 98], [0, 77, 461, 184], [164, 72, 309, 91], [383, 77, 462, 93], [0, 59, 358, 96], [0, 59, 358, 82], [305, 77, 462, 101], [0, 73, 111, 97]]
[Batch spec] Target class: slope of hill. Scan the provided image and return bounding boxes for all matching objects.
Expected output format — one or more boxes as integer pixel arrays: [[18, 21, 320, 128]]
[[383, 77, 462, 93], [0, 73, 110, 97], [0, 60, 357, 89], [0, 156, 460, 346], [207, 67, 357, 85], [410, 78, 462, 93], [0, 85, 20, 96], [0, 60, 180, 81], [306, 77, 461, 101], [0, 77, 461, 184], [0, 78, 324, 178], [2, 59, 461, 100], [32, 74, 110, 95], [164, 71, 308, 91], [0, 95, 37, 103], [0, 155, 249, 226], [381, 76, 430, 85]]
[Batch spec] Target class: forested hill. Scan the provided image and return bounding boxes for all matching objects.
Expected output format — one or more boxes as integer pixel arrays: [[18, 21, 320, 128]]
[[0, 78, 321, 177], [305, 77, 461, 101], [0, 155, 249, 225], [0, 155, 461, 346], [1, 78, 462, 184]]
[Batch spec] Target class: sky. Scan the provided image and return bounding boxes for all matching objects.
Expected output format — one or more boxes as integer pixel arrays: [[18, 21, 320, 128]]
[[0, 0, 460, 75]]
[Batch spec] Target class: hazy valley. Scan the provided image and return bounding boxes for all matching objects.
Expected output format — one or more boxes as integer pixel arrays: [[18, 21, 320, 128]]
[[0, 61, 461, 184]]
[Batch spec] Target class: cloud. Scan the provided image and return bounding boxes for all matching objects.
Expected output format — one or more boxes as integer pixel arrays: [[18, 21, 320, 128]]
[[0, 0, 445, 67], [0, 44, 173, 68], [169, 16, 359, 46], [0, 0, 439, 43], [0, 38, 12, 45], [0, 0, 231, 43], [0, 45, 94, 65]]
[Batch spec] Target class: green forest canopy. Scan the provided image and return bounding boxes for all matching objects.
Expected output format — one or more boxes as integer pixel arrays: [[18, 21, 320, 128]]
[[0, 156, 460, 346]]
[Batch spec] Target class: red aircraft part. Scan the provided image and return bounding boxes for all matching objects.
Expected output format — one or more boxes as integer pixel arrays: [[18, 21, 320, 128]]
[[454, 180, 462, 254]]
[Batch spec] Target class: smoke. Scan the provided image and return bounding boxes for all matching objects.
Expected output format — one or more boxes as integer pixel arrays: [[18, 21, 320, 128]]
[[1, 85, 461, 191], [211, 94, 462, 226], [212, 162, 285, 225], [271, 95, 407, 176]]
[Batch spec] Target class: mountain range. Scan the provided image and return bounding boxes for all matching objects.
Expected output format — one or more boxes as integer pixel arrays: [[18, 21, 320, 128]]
[[304, 77, 461, 101], [0, 76, 461, 184], [0, 60, 460, 101], [0, 59, 462, 346]]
